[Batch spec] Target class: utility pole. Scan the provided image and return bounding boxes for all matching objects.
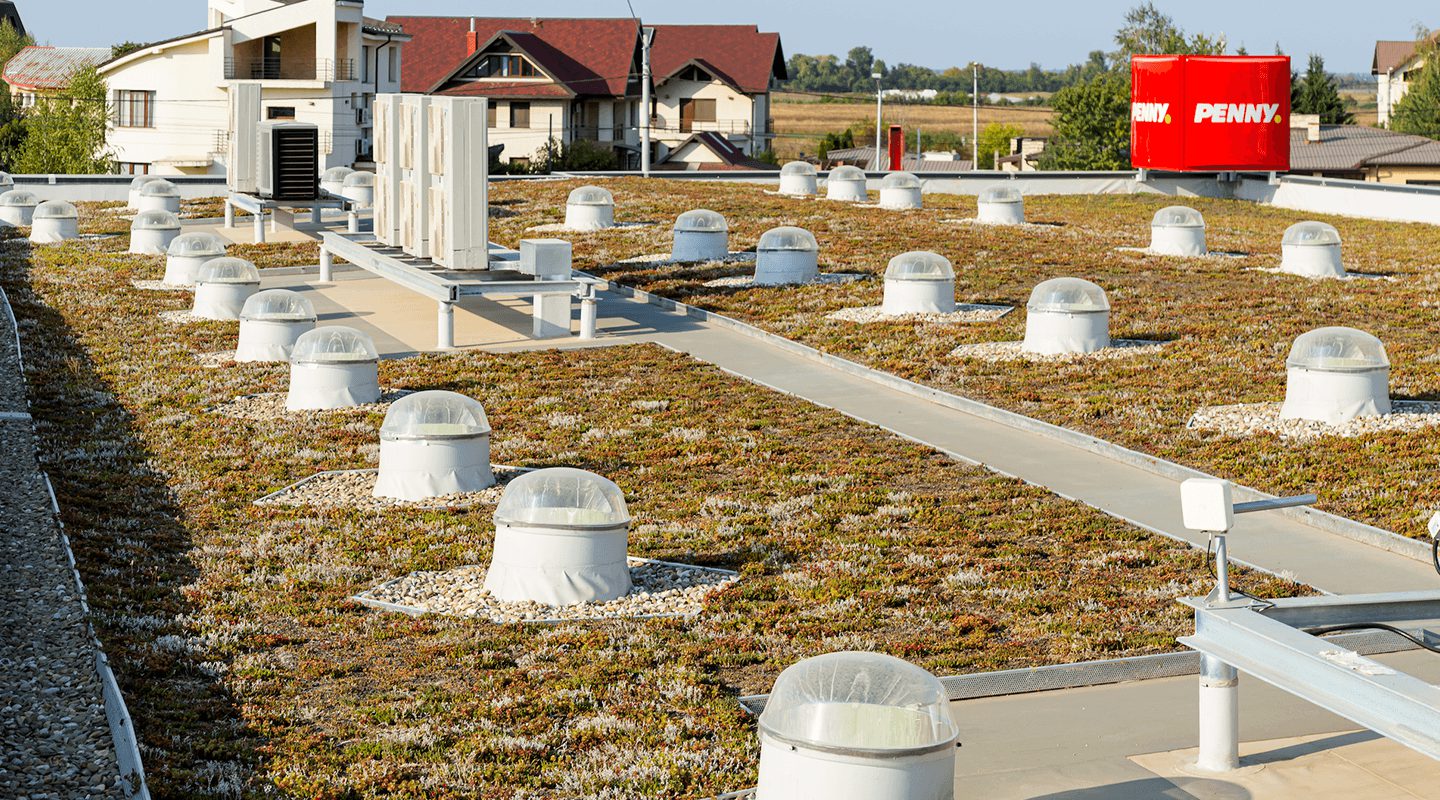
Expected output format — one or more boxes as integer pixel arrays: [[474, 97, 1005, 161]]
[[641, 26, 654, 176], [971, 62, 979, 170], [872, 71, 883, 171]]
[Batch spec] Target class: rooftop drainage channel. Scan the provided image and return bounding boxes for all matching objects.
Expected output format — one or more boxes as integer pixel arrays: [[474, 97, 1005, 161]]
[[0, 285, 151, 799], [586, 274, 1433, 572]]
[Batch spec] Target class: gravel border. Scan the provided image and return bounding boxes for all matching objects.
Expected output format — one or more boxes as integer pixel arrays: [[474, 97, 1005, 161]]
[[949, 338, 1168, 363], [1188, 400, 1440, 441], [130, 280, 190, 292], [1115, 246, 1248, 259], [194, 351, 238, 369], [941, 217, 1065, 229], [1246, 266, 1393, 282], [703, 272, 867, 288], [617, 252, 757, 266], [355, 558, 739, 623], [253, 466, 528, 511], [826, 304, 1014, 325], [208, 390, 411, 420], [526, 221, 656, 233], [158, 309, 204, 325]]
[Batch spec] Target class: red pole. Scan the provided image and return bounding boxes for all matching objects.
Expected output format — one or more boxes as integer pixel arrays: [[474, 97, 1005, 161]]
[[887, 124, 904, 171]]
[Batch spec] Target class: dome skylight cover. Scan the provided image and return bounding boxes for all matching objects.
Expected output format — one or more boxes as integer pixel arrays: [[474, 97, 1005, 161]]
[[380, 390, 490, 440], [979, 185, 1023, 204], [139, 179, 179, 197], [494, 467, 630, 528], [131, 209, 180, 230], [33, 200, 77, 219], [1286, 326, 1388, 372], [240, 289, 315, 322], [290, 325, 379, 364], [829, 165, 866, 181], [781, 161, 817, 176], [1152, 205, 1204, 228], [1283, 221, 1341, 247], [197, 257, 259, 284], [885, 251, 954, 281], [567, 185, 613, 206], [129, 175, 161, 190], [342, 170, 375, 187], [881, 171, 921, 190], [167, 231, 227, 258], [759, 651, 960, 753], [674, 208, 728, 232], [1027, 277, 1109, 313], [322, 166, 355, 182], [758, 226, 819, 252], [0, 190, 38, 207]]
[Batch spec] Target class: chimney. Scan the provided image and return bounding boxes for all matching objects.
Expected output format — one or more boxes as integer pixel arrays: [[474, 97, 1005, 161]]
[[1290, 113, 1321, 144], [466, 17, 480, 54]]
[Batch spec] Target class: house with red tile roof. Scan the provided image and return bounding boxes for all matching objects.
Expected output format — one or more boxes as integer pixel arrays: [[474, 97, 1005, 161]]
[[1372, 32, 1436, 126], [387, 16, 784, 168]]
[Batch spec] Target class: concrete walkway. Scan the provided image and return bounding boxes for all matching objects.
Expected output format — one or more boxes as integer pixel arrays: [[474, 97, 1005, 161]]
[[259, 268, 1438, 595]]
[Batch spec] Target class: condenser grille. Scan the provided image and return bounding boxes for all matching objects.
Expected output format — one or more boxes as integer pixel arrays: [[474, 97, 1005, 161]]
[[269, 128, 319, 201]]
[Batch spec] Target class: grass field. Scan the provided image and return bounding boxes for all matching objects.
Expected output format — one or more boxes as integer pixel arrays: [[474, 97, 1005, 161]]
[[487, 178, 1440, 540], [0, 205, 1300, 798], [770, 95, 1055, 160]]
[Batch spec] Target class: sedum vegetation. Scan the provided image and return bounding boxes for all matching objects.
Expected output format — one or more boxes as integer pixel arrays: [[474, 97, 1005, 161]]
[[0, 204, 1297, 798]]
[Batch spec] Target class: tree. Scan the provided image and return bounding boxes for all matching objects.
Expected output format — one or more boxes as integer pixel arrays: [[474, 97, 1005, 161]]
[[0, 19, 34, 171], [1391, 42, 1440, 138], [976, 122, 1023, 169], [1039, 73, 1132, 170], [1292, 54, 1354, 124], [1113, 2, 1226, 58], [111, 41, 144, 59], [15, 66, 114, 174]]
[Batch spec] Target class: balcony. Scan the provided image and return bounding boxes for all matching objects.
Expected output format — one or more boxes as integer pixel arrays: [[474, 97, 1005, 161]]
[[569, 125, 628, 142], [224, 57, 358, 82], [650, 117, 752, 136]]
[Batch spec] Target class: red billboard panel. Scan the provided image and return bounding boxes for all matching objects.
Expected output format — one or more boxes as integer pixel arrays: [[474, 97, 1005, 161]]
[[1131, 55, 1291, 171]]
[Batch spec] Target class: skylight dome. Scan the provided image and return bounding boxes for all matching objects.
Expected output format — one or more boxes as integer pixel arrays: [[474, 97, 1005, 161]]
[[884, 251, 954, 281], [826, 165, 868, 202], [755, 226, 821, 285], [494, 467, 630, 528], [781, 161, 817, 177], [881, 171, 921, 190], [167, 231, 227, 258], [131, 209, 180, 230], [0, 172, 14, 189], [1283, 221, 1341, 246], [136, 179, 182, 214], [0, 189, 37, 207], [236, 290, 316, 363], [290, 325, 379, 364], [138, 179, 179, 197], [191, 257, 260, 320], [1149, 205, 1208, 255], [197, 257, 259, 284], [779, 161, 819, 196], [29, 200, 78, 243], [565, 185, 616, 229], [672, 209, 730, 261], [129, 175, 160, 190], [341, 170, 375, 188], [1152, 206, 1204, 228], [1023, 278, 1111, 355], [374, 391, 494, 501], [1280, 327, 1391, 423], [830, 165, 866, 181], [286, 326, 382, 410], [881, 252, 956, 315], [33, 200, 77, 219], [673, 209, 727, 233], [758, 226, 819, 252], [1026, 277, 1109, 313], [240, 289, 315, 322], [321, 166, 355, 190], [1286, 326, 1388, 372], [567, 185, 613, 206], [127, 175, 163, 210], [380, 390, 490, 440], [979, 185, 1023, 204], [129, 210, 181, 254], [1280, 221, 1345, 277], [879, 171, 923, 209]]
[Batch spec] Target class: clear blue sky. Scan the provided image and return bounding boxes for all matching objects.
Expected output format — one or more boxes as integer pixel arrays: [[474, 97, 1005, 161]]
[[20, 0, 1432, 74]]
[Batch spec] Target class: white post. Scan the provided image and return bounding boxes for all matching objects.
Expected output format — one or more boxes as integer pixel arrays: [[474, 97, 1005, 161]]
[[437, 302, 455, 349], [972, 63, 979, 170], [873, 74, 883, 171], [1196, 653, 1240, 772], [319, 246, 332, 282], [224, 198, 235, 229], [641, 27, 653, 177], [311, 203, 322, 225], [579, 289, 597, 340], [348, 209, 359, 234], [253, 211, 266, 243]]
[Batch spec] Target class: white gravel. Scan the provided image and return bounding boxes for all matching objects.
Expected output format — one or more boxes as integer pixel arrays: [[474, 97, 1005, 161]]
[[0, 301, 127, 798], [617, 252, 757, 266], [356, 559, 738, 623], [159, 309, 205, 325], [703, 272, 867, 288], [131, 279, 191, 291], [949, 339, 1168, 362], [1115, 246, 1248, 258], [254, 466, 527, 510], [527, 221, 655, 233], [1246, 266, 1392, 282], [941, 218, 1064, 229], [827, 304, 1013, 325], [209, 390, 412, 420], [1188, 400, 1440, 441]]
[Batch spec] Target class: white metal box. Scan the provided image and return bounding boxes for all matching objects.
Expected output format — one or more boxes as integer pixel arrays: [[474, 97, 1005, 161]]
[[1181, 478, 1234, 533], [519, 239, 572, 278]]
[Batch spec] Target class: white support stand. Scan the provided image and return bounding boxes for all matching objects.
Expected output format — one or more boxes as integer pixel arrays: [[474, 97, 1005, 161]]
[[579, 289, 597, 340], [311, 204, 322, 225], [253, 212, 266, 244], [437, 302, 455, 349], [532, 281, 571, 339], [319, 247, 332, 282], [348, 210, 359, 234], [1197, 653, 1240, 772], [224, 199, 235, 229]]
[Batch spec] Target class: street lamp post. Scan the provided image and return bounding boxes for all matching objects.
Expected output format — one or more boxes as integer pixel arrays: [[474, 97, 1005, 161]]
[[971, 62, 979, 170], [872, 71, 883, 172]]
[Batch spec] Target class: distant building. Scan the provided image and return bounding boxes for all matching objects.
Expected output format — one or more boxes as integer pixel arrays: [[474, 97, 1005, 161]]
[[1289, 115, 1440, 183], [822, 145, 974, 173], [997, 137, 1047, 172], [98, 0, 409, 176], [2, 46, 109, 108], [1372, 34, 1434, 126]]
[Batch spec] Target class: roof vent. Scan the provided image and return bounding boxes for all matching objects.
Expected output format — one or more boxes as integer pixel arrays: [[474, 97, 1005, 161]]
[[1022, 277, 1111, 355], [374, 390, 494, 501], [340, 170, 375, 209], [192, 257, 260, 320], [756, 651, 960, 800], [137, 179, 181, 214], [235, 289, 317, 362], [779, 161, 818, 196], [320, 166, 355, 196], [286, 326, 381, 410], [1280, 221, 1344, 277], [672, 209, 729, 261], [1150, 206, 1207, 256], [164, 231, 228, 286], [129, 209, 181, 255], [0, 189, 36, 227], [127, 175, 163, 211], [755, 225, 820, 285], [883, 251, 955, 314], [826, 165, 868, 202], [1279, 326, 1390, 423], [29, 200, 78, 244]]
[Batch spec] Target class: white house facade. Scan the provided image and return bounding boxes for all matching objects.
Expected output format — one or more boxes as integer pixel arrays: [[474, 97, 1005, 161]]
[[1372, 36, 1431, 127], [99, 0, 408, 176]]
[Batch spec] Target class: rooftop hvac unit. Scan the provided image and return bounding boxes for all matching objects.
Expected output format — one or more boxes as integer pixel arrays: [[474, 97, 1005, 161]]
[[373, 94, 402, 246], [399, 95, 431, 259], [425, 97, 489, 269], [227, 82, 261, 195], [257, 121, 320, 201]]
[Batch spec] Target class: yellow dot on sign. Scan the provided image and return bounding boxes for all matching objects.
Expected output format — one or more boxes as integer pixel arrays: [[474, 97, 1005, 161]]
[[1164, 114, 1171, 124], [1275, 115, 1284, 124]]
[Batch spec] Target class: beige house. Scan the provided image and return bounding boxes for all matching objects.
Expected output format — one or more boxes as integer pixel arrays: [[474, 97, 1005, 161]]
[[1372, 35, 1433, 126], [98, 0, 409, 176], [647, 25, 785, 160]]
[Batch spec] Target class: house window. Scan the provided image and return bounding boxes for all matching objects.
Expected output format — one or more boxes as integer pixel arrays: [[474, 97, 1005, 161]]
[[469, 54, 539, 79], [361, 45, 372, 83], [117, 162, 150, 175], [388, 47, 399, 83], [486, 103, 497, 128], [679, 98, 715, 132], [677, 65, 711, 82], [266, 106, 296, 120], [262, 35, 282, 79], [114, 90, 155, 128], [510, 102, 530, 129]]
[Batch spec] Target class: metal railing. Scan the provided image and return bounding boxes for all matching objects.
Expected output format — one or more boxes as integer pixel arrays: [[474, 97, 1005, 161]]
[[223, 57, 357, 82], [569, 125, 628, 142], [650, 117, 752, 135]]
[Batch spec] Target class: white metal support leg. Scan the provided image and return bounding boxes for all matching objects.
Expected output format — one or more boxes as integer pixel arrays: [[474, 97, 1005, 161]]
[[348, 210, 359, 234], [311, 204, 322, 225], [319, 247, 332, 282], [224, 199, 235, 229], [579, 289, 597, 340], [1196, 653, 1240, 772], [437, 302, 455, 350], [253, 211, 266, 244]]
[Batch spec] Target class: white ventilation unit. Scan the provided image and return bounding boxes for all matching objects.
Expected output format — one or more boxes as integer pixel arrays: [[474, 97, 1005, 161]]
[[373, 94, 402, 245], [399, 95, 431, 259], [227, 82, 262, 195], [426, 97, 489, 269]]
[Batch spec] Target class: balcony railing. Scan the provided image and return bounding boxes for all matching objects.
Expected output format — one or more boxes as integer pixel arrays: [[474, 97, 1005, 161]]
[[569, 125, 629, 141], [224, 57, 358, 82], [650, 117, 752, 135]]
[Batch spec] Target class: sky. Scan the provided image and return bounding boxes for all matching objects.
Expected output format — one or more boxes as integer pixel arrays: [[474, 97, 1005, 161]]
[[19, 0, 1433, 74]]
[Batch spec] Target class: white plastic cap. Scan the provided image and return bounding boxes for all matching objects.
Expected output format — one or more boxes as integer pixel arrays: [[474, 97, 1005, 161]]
[[0, 189, 38, 207], [1282, 221, 1341, 247], [322, 166, 356, 182], [494, 467, 631, 528], [884, 251, 954, 281], [881, 171, 921, 190], [380, 390, 490, 440], [166, 231, 228, 258], [1286, 326, 1388, 372], [567, 185, 613, 206], [138, 179, 180, 198], [979, 185, 1023, 204], [781, 160, 817, 176], [290, 325, 379, 364], [829, 165, 866, 181], [674, 209, 727, 233], [131, 209, 180, 230], [196, 257, 259, 284], [1180, 478, 1234, 533], [1152, 206, 1204, 228], [239, 289, 315, 322], [759, 651, 959, 754], [757, 226, 818, 252], [32, 200, 78, 220], [342, 170, 375, 188], [1027, 277, 1109, 313]]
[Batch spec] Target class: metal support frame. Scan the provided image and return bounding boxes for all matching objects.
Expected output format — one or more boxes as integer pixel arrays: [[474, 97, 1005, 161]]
[[227, 192, 345, 244], [347, 210, 360, 234]]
